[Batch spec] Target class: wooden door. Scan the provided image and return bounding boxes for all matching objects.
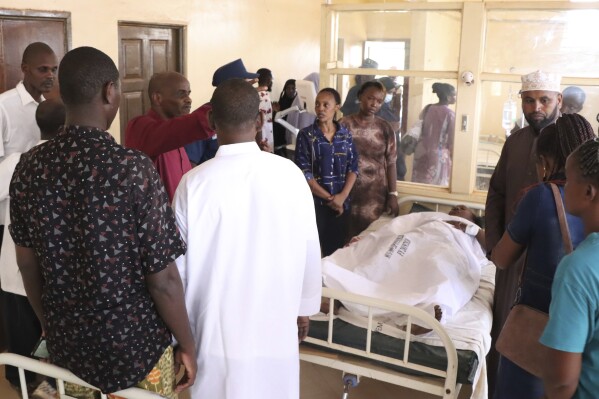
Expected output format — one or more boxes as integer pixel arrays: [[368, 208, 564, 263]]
[[118, 23, 183, 142], [0, 10, 70, 98]]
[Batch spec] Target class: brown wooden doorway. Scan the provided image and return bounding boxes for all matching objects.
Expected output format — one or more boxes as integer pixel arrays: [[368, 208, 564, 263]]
[[118, 23, 184, 143], [0, 9, 70, 99]]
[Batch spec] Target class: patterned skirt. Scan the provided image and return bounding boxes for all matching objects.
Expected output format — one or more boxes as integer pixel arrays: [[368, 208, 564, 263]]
[[64, 345, 177, 399]]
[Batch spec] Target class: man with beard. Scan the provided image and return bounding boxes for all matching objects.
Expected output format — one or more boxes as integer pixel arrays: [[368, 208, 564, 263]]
[[485, 70, 562, 393], [126, 71, 215, 202]]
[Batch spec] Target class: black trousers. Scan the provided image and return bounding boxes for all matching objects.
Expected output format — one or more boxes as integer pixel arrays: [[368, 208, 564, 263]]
[[2, 290, 42, 387], [315, 202, 349, 257]]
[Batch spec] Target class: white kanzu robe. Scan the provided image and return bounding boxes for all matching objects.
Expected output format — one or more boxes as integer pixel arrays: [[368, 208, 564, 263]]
[[173, 142, 322, 399]]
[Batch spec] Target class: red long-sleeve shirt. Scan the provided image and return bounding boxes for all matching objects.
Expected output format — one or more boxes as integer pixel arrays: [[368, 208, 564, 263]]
[[125, 105, 214, 201]]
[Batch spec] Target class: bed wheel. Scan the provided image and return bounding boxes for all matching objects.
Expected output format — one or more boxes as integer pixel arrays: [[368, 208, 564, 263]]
[[341, 373, 359, 398]]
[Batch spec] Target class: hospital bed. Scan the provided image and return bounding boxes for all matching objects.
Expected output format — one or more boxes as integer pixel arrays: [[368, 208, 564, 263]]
[[300, 196, 493, 399], [0, 352, 163, 399]]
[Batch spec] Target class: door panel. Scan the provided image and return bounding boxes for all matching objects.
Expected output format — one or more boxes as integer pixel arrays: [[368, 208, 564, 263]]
[[118, 24, 183, 143]]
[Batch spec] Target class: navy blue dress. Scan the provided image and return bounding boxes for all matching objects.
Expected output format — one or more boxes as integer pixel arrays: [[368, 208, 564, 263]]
[[494, 177, 584, 399]]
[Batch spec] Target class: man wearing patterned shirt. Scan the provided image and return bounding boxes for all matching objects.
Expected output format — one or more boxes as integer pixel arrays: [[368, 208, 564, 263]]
[[9, 47, 196, 396]]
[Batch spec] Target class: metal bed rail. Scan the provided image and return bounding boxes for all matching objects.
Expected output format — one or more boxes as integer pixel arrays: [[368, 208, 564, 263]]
[[303, 287, 460, 399], [0, 353, 165, 399], [397, 195, 485, 214]]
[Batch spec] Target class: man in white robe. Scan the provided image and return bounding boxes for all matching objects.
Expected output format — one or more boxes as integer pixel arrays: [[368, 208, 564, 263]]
[[173, 78, 321, 399]]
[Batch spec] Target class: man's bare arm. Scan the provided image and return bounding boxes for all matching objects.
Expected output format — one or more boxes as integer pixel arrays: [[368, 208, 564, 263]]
[[146, 262, 197, 392], [15, 245, 46, 329], [542, 348, 582, 399]]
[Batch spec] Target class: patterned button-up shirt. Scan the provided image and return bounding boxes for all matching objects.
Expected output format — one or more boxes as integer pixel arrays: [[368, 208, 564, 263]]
[[294, 121, 359, 210], [9, 126, 186, 393]]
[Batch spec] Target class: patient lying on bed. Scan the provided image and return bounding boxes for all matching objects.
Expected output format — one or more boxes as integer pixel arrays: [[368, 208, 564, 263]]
[[320, 206, 487, 333]]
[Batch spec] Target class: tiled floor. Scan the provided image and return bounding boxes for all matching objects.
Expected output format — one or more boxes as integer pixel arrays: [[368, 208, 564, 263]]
[[300, 361, 473, 399], [0, 362, 473, 399], [0, 365, 19, 399]]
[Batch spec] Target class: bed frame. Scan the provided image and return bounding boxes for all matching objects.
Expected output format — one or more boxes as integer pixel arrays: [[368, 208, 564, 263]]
[[300, 195, 486, 399], [0, 352, 163, 399]]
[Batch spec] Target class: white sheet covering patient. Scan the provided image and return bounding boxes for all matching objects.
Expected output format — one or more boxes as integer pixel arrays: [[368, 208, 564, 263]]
[[322, 211, 487, 324]]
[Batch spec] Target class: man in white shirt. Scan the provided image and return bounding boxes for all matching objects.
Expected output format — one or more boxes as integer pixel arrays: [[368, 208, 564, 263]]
[[173, 78, 321, 399], [0, 99, 63, 396], [0, 42, 58, 293], [0, 42, 58, 160]]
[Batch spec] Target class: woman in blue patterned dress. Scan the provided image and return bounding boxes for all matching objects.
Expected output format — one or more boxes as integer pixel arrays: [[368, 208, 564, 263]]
[[294, 88, 359, 256]]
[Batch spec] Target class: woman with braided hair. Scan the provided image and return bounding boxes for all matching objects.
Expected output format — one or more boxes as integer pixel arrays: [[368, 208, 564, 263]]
[[540, 138, 599, 398], [490, 113, 596, 399]]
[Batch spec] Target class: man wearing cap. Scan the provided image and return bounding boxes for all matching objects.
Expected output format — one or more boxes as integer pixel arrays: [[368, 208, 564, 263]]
[[125, 71, 214, 202], [485, 70, 562, 391], [340, 58, 378, 116], [184, 59, 260, 166], [173, 78, 321, 399]]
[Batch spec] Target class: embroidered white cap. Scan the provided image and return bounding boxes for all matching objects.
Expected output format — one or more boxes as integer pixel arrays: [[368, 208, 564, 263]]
[[521, 70, 561, 93]]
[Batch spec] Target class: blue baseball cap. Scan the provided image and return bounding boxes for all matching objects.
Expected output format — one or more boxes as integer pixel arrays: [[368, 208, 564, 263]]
[[212, 59, 259, 87]]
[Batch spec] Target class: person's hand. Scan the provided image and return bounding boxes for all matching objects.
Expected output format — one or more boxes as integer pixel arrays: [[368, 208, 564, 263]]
[[400, 135, 418, 155], [258, 138, 272, 152], [386, 196, 399, 216], [346, 236, 362, 246], [297, 316, 310, 343], [329, 194, 346, 216], [446, 220, 467, 232], [174, 345, 197, 393], [272, 102, 281, 113]]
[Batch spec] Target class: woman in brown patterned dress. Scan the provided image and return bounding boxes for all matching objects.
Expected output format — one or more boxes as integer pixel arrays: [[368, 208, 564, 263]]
[[341, 81, 399, 239]]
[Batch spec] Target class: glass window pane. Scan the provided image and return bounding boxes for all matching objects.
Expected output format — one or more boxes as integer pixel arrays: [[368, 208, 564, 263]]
[[484, 9, 599, 78], [337, 10, 461, 71], [334, 74, 458, 186]]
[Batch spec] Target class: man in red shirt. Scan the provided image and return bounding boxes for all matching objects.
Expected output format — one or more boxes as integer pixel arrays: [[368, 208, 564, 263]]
[[125, 71, 214, 202]]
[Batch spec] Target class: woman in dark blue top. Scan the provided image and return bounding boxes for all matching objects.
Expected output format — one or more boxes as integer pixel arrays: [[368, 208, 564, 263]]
[[295, 88, 359, 256], [491, 114, 595, 399]]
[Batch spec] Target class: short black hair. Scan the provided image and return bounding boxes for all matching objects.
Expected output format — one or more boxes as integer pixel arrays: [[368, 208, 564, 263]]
[[59, 46, 119, 106], [318, 88, 341, 105], [257, 68, 272, 86], [36, 99, 65, 138], [147, 71, 187, 102], [211, 78, 260, 129], [432, 83, 456, 102], [562, 86, 586, 104], [22, 42, 55, 64], [357, 81, 385, 98]]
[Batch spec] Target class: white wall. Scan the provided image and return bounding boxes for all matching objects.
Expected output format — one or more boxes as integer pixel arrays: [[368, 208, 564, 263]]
[[1, 0, 322, 141]]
